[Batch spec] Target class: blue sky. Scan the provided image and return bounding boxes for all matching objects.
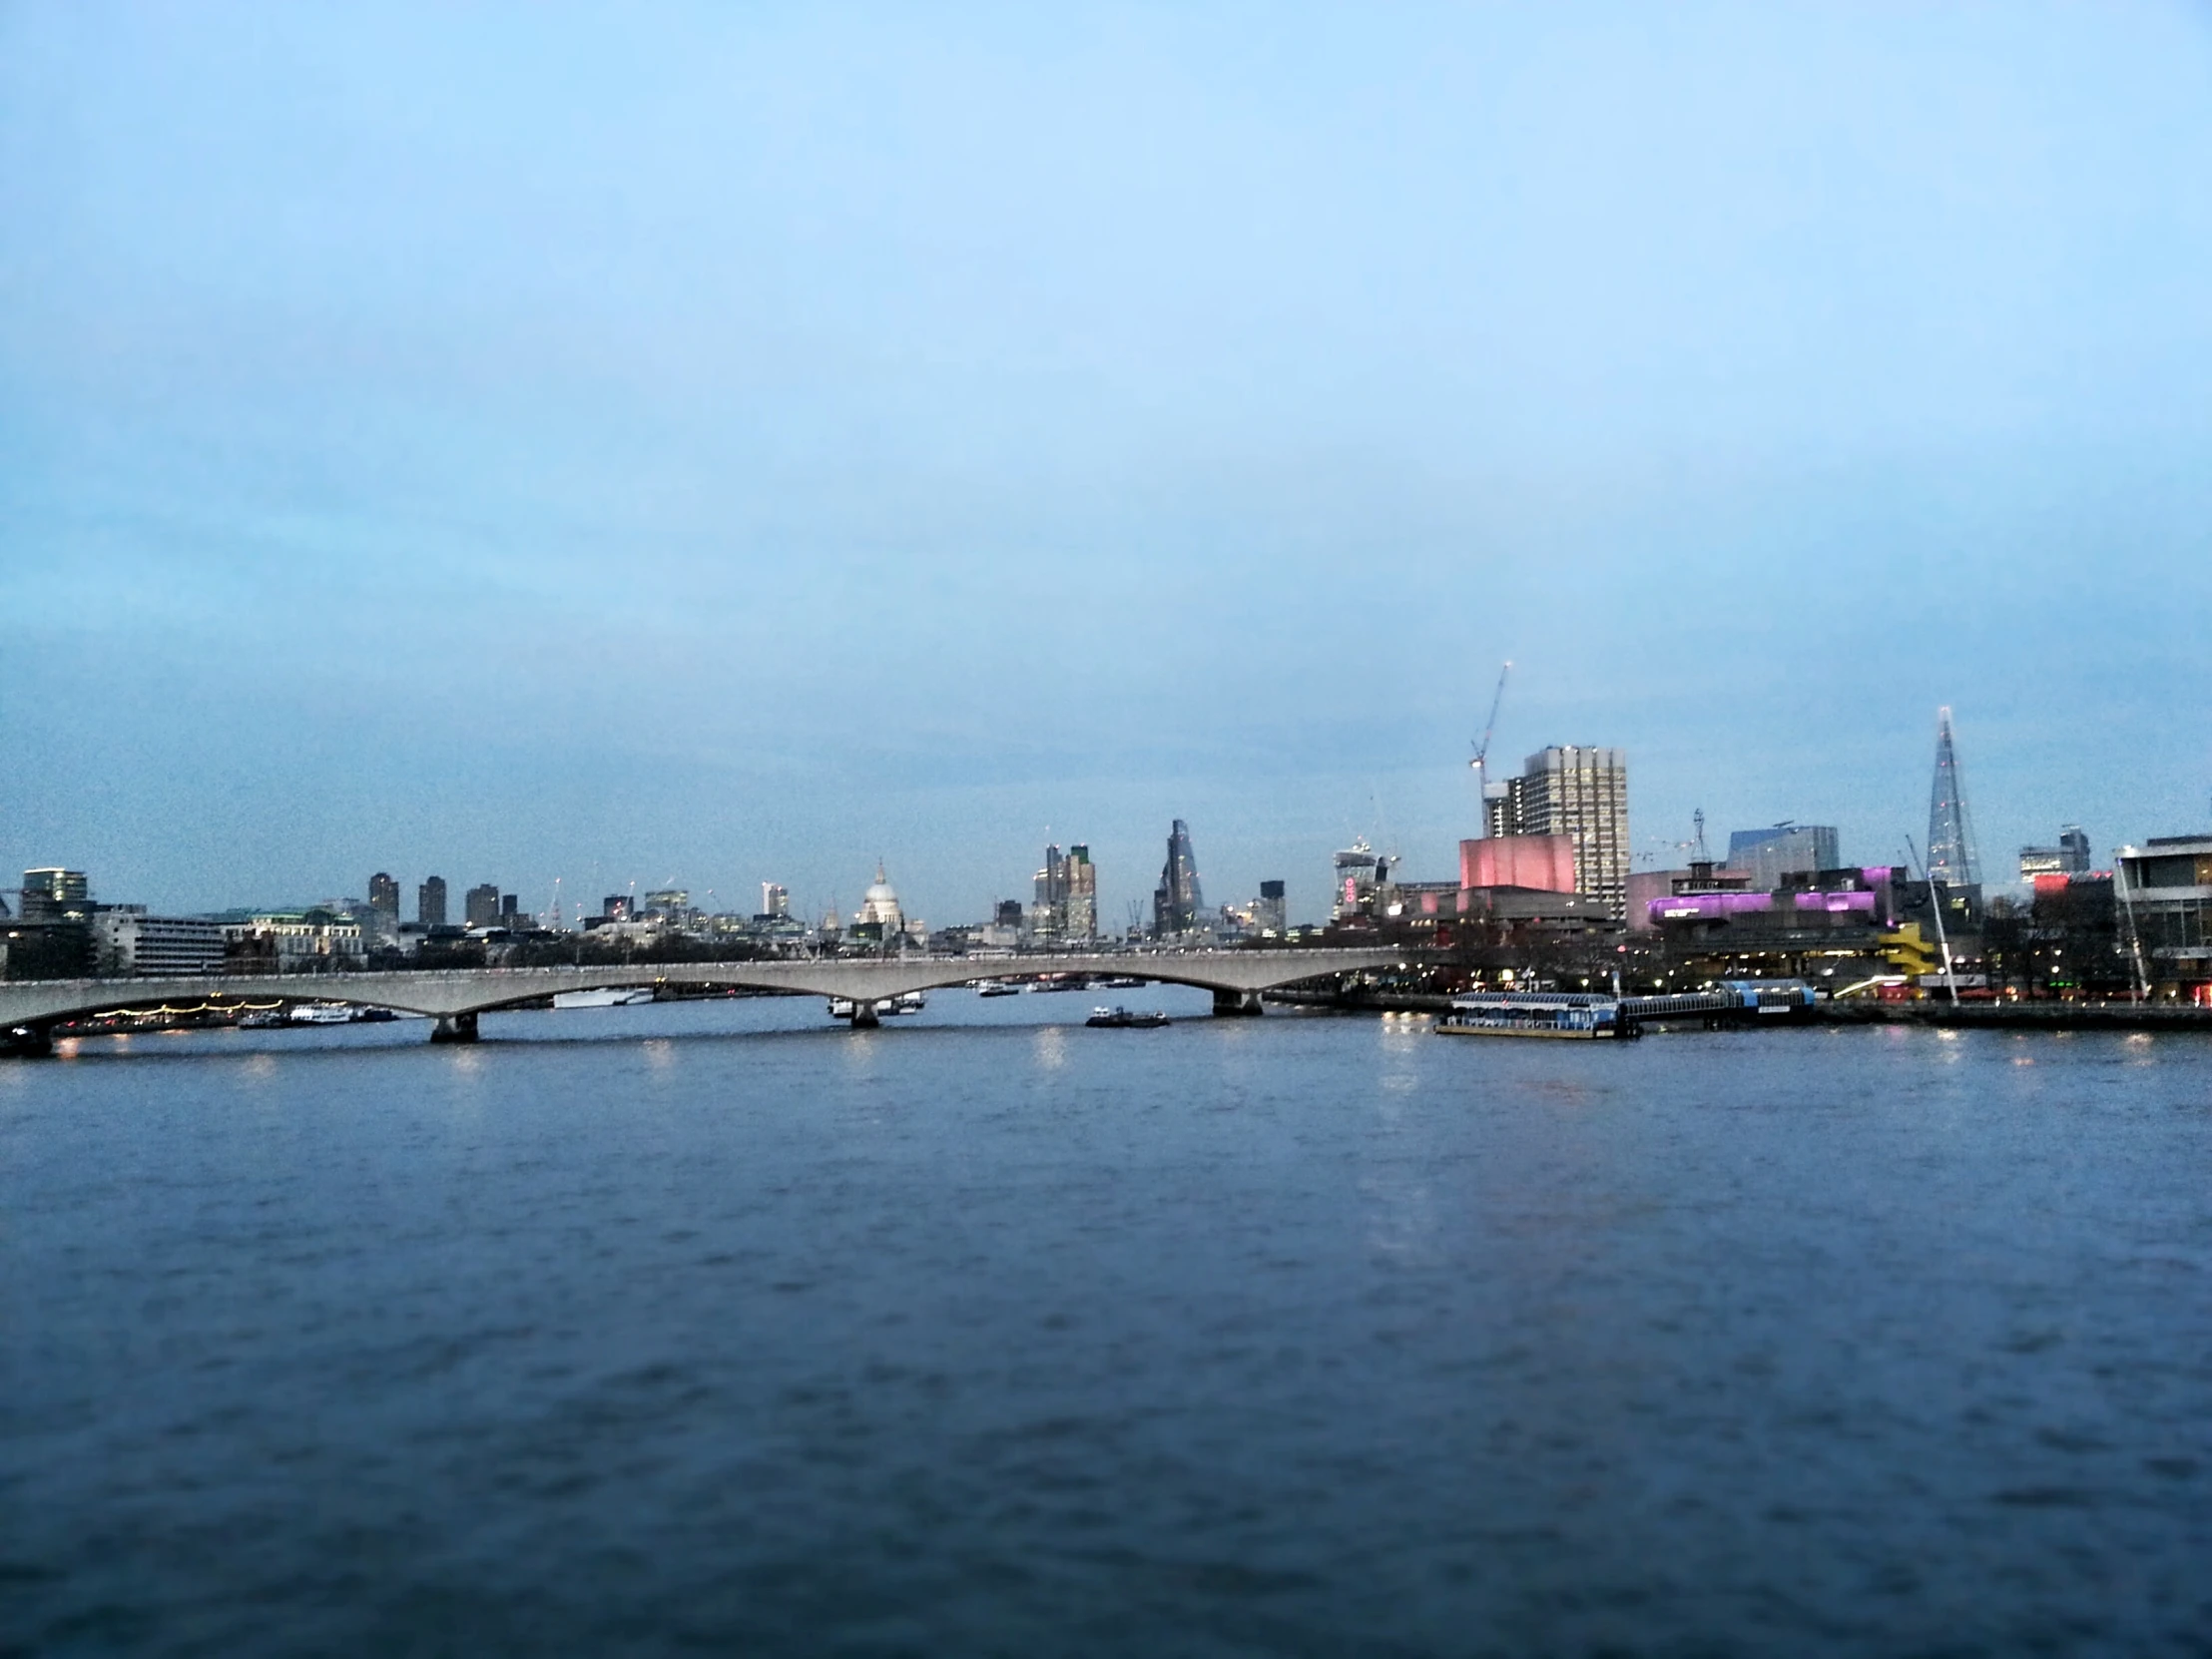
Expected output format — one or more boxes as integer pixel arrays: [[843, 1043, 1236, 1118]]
[[4, 2, 2209, 924]]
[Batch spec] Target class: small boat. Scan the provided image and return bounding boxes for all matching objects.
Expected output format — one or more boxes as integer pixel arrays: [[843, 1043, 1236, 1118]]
[[884, 990, 926, 1014], [1087, 1005, 1169, 1029], [287, 1002, 356, 1025], [977, 982, 1023, 998], [1103, 975, 1146, 988], [352, 1007, 398, 1023], [1031, 974, 1089, 993], [552, 987, 656, 1010]]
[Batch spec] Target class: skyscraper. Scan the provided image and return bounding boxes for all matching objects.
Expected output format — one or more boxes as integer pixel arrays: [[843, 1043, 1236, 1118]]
[[1065, 844, 1096, 941], [417, 875, 447, 927], [464, 883, 501, 927], [1032, 842, 1100, 945], [1152, 820, 1203, 936], [1033, 843, 1067, 945], [368, 872, 400, 918], [1492, 748, 1630, 919], [1254, 879, 1288, 935], [1926, 707, 1981, 888]]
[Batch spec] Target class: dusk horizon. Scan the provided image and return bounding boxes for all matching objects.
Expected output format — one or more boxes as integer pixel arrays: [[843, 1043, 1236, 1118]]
[[7, 3, 2210, 924]]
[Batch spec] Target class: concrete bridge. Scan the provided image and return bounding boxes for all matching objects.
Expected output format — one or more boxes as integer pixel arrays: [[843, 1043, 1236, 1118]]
[[0, 948, 1411, 1051]]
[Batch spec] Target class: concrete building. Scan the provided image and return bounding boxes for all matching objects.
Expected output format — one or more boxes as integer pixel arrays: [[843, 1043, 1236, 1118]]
[[368, 872, 400, 919], [2019, 827, 2093, 881], [1727, 826, 1842, 891], [92, 909, 227, 976], [757, 882, 790, 921], [1491, 748, 1630, 919], [1460, 835, 1576, 896], [464, 883, 501, 928], [418, 876, 448, 928], [224, 910, 366, 970], [981, 899, 1025, 950], [1253, 880, 1288, 937], [2115, 835, 2212, 997], [20, 868, 91, 925]]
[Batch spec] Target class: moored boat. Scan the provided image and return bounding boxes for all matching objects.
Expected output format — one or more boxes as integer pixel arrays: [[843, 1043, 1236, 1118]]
[[1087, 1005, 1169, 1029], [1433, 993, 1634, 1040]]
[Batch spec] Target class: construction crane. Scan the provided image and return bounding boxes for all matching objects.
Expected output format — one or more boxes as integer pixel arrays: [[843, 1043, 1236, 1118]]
[[1469, 661, 1512, 781]]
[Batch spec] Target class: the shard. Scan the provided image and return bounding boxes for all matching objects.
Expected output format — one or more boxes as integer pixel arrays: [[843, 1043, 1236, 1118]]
[[1926, 706, 1981, 888]]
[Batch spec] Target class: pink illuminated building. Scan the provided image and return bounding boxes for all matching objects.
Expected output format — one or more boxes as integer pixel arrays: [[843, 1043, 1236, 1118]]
[[1459, 834, 1577, 895]]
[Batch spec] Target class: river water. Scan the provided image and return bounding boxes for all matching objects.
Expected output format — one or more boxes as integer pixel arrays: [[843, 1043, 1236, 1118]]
[[6, 991, 2209, 1655]]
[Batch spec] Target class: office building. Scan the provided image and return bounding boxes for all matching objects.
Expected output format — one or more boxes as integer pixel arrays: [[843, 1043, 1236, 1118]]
[[418, 876, 448, 927], [464, 883, 501, 928], [1927, 707, 1981, 887], [2020, 827, 2093, 881], [758, 882, 791, 920], [368, 872, 400, 918], [92, 910, 226, 976], [1153, 820, 1204, 936], [1032, 843, 1098, 945], [1332, 840, 1384, 921], [981, 899, 1025, 949], [20, 868, 91, 925], [1489, 748, 1630, 919], [223, 910, 365, 969], [1253, 880, 1287, 936], [2115, 835, 2212, 995], [1727, 826, 1842, 891]]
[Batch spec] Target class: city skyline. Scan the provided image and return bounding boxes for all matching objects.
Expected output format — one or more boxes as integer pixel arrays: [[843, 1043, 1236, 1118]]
[[5, 5, 2210, 919]]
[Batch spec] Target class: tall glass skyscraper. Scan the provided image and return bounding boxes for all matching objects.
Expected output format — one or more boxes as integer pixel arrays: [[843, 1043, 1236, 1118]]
[[1152, 820, 1204, 936], [1926, 707, 1981, 888]]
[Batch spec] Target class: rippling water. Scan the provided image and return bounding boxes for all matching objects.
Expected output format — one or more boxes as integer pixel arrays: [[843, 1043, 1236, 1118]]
[[7, 992, 2210, 1654]]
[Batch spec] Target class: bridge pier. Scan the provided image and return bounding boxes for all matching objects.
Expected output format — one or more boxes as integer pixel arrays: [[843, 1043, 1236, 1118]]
[[849, 1001, 881, 1029], [430, 1012, 480, 1044], [1211, 989, 1265, 1018]]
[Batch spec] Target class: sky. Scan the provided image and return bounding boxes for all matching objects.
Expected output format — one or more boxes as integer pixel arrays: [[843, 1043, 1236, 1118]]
[[3, 1, 2210, 926]]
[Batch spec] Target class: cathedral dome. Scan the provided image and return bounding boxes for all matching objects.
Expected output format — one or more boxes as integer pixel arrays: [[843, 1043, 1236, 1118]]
[[857, 862, 903, 928]]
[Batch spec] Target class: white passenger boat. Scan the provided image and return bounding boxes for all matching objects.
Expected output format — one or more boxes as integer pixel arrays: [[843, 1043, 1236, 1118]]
[[1434, 993, 1633, 1040]]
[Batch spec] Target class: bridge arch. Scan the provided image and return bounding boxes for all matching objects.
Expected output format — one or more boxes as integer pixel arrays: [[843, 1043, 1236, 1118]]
[[1, 948, 1412, 1050]]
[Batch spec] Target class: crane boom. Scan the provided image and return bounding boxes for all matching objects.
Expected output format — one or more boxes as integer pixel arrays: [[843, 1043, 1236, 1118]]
[[1470, 661, 1512, 776]]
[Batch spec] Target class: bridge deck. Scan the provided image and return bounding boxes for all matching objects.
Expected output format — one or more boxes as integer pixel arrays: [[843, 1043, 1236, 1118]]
[[0, 949, 1411, 1043]]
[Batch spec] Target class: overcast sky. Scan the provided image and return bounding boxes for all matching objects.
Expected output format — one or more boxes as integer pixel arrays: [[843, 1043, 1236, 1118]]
[[4, 2, 2209, 924]]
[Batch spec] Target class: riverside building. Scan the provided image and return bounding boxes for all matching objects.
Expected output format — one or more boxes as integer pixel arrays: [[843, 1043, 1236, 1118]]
[[1726, 826, 1842, 891], [1487, 748, 1630, 920]]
